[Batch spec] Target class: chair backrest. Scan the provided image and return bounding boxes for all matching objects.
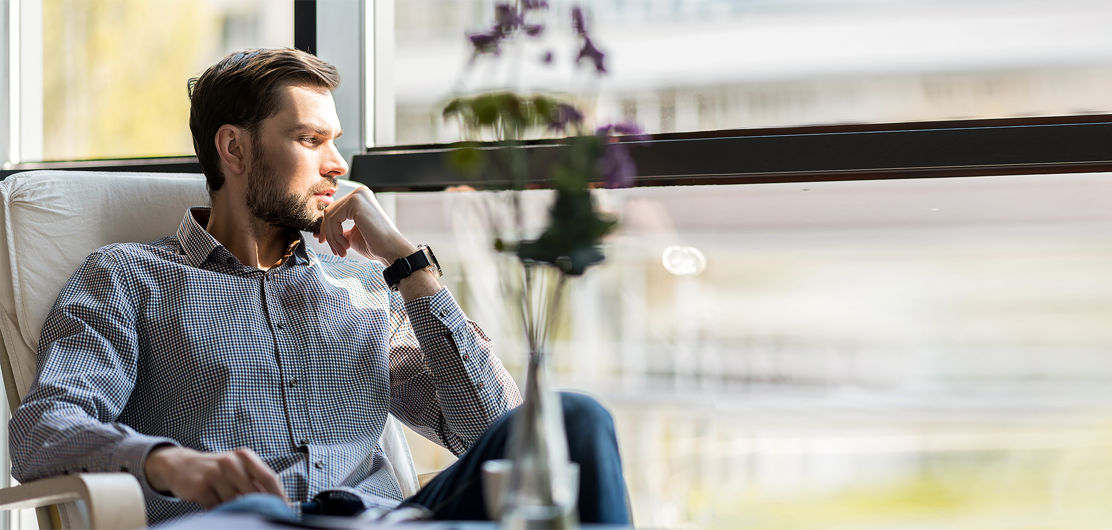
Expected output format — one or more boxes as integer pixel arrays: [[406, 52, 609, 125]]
[[0, 170, 420, 496], [0, 171, 208, 406]]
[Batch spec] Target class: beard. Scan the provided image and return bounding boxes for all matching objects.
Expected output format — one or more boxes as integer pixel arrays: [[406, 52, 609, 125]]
[[245, 140, 337, 233]]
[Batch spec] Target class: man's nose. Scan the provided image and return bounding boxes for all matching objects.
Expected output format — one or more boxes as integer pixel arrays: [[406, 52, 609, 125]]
[[322, 143, 349, 178]]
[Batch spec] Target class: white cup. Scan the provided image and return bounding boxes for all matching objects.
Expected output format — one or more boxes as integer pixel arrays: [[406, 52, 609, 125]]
[[481, 459, 580, 519]]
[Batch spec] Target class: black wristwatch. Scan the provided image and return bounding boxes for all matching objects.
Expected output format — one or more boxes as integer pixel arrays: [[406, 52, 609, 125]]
[[383, 245, 442, 291]]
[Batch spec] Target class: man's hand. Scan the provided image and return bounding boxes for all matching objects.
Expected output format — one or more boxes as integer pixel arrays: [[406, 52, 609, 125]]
[[144, 446, 288, 509], [316, 186, 415, 264], [316, 186, 442, 300]]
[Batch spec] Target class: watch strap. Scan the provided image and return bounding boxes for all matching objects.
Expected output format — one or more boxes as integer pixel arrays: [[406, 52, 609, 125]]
[[383, 248, 433, 291]]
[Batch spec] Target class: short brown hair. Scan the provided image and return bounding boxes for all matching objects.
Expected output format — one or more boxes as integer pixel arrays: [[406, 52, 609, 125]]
[[188, 48, 340, 193]]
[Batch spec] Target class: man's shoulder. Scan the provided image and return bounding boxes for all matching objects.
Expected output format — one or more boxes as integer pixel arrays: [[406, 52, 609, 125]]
[[84, 236, 186, 267]]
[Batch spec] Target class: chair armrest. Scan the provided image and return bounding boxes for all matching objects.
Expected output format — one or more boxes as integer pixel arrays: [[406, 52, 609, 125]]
[[418, 471, 439, 489], [0, 473, 146, 529]]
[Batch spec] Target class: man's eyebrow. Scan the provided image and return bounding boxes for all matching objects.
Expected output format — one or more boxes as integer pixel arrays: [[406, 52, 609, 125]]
[[289, 124, 343, 139]]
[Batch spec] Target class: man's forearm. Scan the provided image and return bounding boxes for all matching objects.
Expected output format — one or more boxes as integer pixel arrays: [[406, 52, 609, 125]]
[[9, 398, 178, 495], [397, 267, 442, 301]]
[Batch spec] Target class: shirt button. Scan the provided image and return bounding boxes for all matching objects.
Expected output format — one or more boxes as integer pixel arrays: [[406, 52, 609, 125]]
[[288, 378, 299, 387], [276, 322, 285, 330], [314, 461, 325, 470], [299, 438, 309, 446], [462, 354, 470, 361], [438, 309, 447, 318], [476, 382, 484, 390]]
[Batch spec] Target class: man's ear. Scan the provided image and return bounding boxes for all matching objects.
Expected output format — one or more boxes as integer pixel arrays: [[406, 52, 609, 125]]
[[215, 124, 250, 179]]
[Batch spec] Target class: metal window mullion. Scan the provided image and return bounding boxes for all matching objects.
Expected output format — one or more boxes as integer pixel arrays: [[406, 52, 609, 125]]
[[9, 0, 40, 164], [369, 0, 394, 148], [315, 0, 365, 165], [1, 0, 9, 168]]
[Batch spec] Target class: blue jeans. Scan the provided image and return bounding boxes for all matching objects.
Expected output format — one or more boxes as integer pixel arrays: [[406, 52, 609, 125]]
[[214, 393, 630, 524], [405, 392, 631, 524]]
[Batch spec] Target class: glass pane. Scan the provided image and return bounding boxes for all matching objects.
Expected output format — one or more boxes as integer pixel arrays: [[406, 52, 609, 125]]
[[391, 0, 1112, 145], [41, 0, 293, 161], [389, 172, 1112, 528]]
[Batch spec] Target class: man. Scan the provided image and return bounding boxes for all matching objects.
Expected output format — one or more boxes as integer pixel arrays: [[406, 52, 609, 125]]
[[9, 48, 629, 525]]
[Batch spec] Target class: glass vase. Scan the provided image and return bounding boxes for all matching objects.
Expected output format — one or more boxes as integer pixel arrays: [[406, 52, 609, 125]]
[[500, 347, 578, 529]]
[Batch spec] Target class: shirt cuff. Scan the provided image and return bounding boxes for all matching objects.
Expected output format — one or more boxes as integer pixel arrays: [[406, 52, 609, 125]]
[[403, 287, 465, 332], [117, 435, 183, 502]]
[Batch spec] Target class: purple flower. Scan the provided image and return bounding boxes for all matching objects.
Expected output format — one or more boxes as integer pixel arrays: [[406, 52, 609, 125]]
[[547, 103, 584, 133], [576, 37, 607, 74], [606, 121, 648, 141], [541, 50, 554, 64], [494, 3, 523, 35], [571, 5, 587, 35], [598, 143, 636, 189], [524, 23, 545, 37], [595, 122, 645, 188], [468, 31, 502, 54], [523, 0, 549, 10]]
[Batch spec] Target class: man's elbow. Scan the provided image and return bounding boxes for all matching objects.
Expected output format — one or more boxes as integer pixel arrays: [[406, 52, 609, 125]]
[[8, 440, 37, 483], [8, 409, 46, 482]]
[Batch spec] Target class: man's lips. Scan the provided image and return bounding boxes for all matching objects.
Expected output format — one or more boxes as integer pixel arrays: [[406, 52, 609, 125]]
[[313, 189, 336, 205]]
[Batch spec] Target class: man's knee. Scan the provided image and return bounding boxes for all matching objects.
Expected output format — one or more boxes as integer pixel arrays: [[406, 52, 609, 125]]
[[558, 392, 615, 438]]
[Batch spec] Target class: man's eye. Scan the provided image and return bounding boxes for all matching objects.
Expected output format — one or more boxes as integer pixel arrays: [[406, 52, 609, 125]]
[[301, 137, 320, 146]]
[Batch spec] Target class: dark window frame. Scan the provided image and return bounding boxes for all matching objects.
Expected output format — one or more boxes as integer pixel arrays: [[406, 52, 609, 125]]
[[350, 114, 1112, 191], [7, 115, 1112, 187]]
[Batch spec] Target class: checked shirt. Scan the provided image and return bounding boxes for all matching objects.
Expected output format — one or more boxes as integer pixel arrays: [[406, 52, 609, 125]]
[[9, 207, 522, 524]]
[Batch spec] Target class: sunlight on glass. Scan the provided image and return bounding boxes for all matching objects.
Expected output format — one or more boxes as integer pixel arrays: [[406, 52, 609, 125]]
[[662, 245, 707, 276], [41, 0, 292, 161]]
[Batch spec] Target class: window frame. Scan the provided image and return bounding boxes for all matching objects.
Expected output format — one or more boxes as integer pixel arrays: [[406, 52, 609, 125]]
[[350, 114, 1112, 191]]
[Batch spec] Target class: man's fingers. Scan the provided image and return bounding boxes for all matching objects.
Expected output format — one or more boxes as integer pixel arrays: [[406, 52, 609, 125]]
[[321, 210, 351, 257], [237, 449, 288, 501], [209, 475, 240, 505], [219, 454, 260, 498], [195, 485, 222, 510]]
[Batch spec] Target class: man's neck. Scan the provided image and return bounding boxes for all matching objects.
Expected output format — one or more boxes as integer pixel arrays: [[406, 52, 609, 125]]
[[205, 196, 293, 271]]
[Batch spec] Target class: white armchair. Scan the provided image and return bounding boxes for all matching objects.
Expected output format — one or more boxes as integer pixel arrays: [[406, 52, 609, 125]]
[[0, 170, 421, 529]]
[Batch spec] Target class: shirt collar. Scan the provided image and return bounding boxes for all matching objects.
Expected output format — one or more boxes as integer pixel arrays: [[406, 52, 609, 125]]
[[176, 208, 222, 267], [176, 207, 311, 268]]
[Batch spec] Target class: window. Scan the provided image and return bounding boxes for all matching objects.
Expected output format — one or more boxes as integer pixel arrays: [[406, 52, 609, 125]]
[[3, 2, 1111, 528], [27, 0, 293, 162], [390, 172, 1112, 528], [388, 0, 1112, 146]]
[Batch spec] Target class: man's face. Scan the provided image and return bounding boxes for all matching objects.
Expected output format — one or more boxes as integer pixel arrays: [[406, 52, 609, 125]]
[[244, 84, 348, 233]]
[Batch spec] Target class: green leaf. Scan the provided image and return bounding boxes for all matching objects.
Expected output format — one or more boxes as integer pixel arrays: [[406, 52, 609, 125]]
[[473, 95, 501, 127]]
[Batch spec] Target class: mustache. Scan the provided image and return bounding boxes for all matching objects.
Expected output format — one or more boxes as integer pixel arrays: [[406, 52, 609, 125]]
[[308, 177, 339, 195]]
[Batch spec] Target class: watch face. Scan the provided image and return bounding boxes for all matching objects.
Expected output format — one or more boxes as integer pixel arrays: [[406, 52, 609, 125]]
[[420, 245, 443, 277]]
